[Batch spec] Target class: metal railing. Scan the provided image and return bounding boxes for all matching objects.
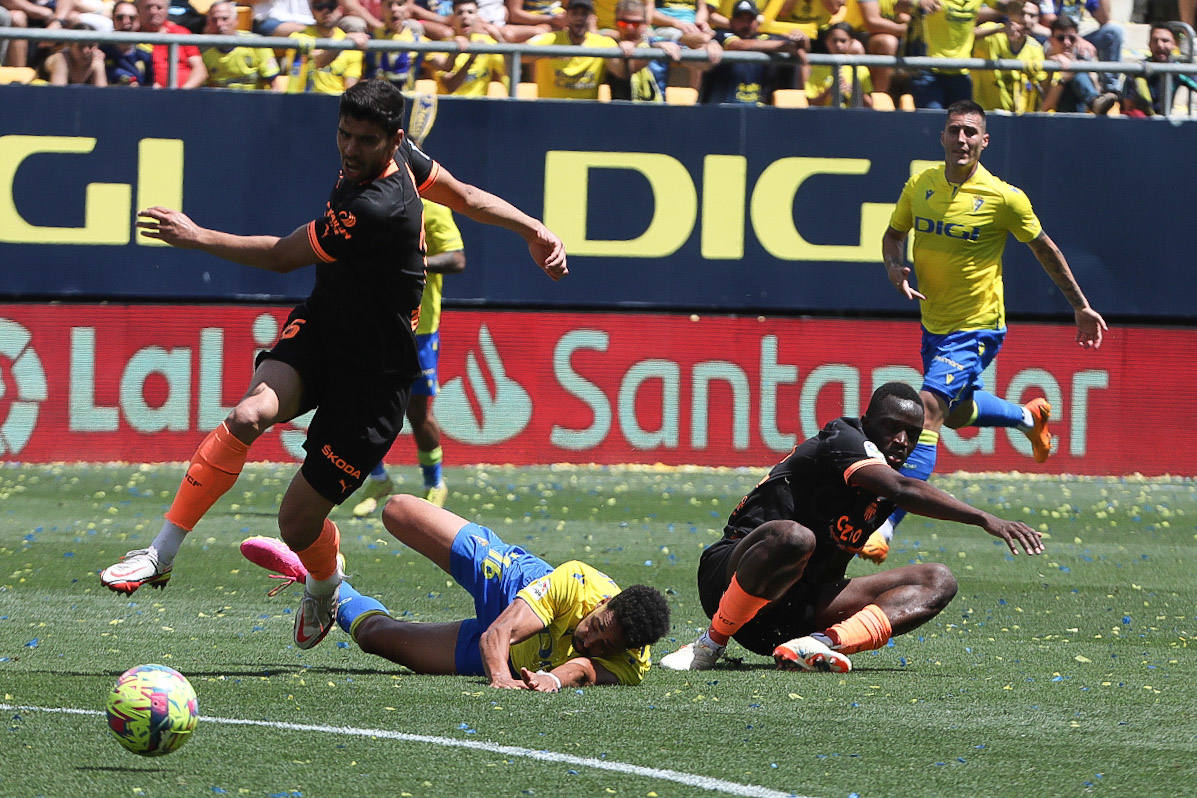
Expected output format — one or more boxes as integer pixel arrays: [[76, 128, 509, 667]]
[[4, 25, 1197, 116]]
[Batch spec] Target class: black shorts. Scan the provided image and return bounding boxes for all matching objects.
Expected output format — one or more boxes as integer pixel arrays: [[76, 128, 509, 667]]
[[257, 305, 412, 505], [697, 537, 833, 656]]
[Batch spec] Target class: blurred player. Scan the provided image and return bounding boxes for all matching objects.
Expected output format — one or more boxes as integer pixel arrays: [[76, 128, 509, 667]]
[[659, 382, 1045, 673], [353, 199, 465, 515], [242, 495, 670, 689], [871, 99, 1107, 560], [101, 81, 567, 656]]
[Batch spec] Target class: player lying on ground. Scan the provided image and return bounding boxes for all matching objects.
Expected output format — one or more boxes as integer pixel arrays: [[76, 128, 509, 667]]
[[660, 381, 1044, 674], [243, 495, 671, 689]]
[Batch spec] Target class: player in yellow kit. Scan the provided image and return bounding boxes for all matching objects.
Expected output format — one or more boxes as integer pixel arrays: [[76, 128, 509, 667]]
[[871, 100, 1107, 558], [243, 496, 670, 689]]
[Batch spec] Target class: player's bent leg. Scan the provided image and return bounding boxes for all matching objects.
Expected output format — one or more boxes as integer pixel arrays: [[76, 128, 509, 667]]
[[381, 493, 471, 574], [227, 358, 307, 440], [724, 520, 817, 599], [278, 474, 341, 649], [815, 563, 958, 638], [352, 614, 462, 674]]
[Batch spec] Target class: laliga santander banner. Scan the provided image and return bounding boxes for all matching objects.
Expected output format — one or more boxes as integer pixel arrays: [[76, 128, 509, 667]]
[[0, 304, 1190, 475]]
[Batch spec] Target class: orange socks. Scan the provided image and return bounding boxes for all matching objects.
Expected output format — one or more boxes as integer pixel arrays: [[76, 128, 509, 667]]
[[823, 604, 893, 655], [296, 518, 341, 581], [164, 422, 250, 531], [708, 574, 770, 646]]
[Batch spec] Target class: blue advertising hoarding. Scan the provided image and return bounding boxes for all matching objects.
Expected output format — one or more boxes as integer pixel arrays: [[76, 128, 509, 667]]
[[0, 84, 1188, 318]]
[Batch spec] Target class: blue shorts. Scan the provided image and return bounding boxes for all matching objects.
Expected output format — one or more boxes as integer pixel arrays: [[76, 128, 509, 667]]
[[411, 332, 439, 398], [920, 327, 1006, 409], [450, 523, 554, 676]]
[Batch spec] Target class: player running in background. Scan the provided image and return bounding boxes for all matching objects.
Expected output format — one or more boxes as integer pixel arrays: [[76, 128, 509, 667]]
[[242, 496, 670, 689], [101, 80, 567, 656], [659, 382, 1044, 673], [353, 199, 465, 516], [869, 99, 1107, 561]]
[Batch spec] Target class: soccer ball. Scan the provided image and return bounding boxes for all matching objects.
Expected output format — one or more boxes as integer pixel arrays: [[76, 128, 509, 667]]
[[105, 664, 199, 756]]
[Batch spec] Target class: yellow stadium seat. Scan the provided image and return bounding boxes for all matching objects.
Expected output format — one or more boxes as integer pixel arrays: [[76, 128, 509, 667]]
[[487, 80, 508, 98], [236, 5, 253, 31], [415, 78, 437, 95], [898, 93, 915, 111], [597, 83, 611, 102], [871, 91, 895, 111], [516, 82, 538, 99], [772, 89, 809, 108], [0, 67, 36, 85], [665, 86, 698, 105]]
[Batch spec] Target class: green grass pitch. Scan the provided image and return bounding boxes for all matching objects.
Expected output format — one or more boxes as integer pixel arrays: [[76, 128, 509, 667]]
[[0, 463, 1193, 797]]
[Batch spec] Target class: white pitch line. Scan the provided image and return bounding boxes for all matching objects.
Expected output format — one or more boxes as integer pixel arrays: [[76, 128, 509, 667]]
[[2, 703, 808, 798]]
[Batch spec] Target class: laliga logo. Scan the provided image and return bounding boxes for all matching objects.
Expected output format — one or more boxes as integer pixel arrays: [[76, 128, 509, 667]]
[[0, 319, 48, 456], [439, 325, 532, 445]]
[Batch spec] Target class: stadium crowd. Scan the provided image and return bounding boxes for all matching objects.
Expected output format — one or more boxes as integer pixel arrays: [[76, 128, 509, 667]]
[[0, 0, 1192, 112]]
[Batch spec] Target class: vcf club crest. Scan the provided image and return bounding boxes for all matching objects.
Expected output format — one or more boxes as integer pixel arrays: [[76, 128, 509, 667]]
[[0, 319, 47, 457]]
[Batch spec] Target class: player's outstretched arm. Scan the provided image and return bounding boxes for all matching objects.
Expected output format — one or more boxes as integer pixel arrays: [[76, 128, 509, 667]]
[[851, 464, 1044, 555], [478, 597, 548, 690], [520, 656, 620, 691], [1026, 232, 1108, 349], [419, 167, 568, 281], [882, 226, 926, 301], [136, 207, 316, 273]]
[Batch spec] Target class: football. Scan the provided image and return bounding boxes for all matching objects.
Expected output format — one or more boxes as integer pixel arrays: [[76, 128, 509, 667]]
[[105, 664, 199, 756]]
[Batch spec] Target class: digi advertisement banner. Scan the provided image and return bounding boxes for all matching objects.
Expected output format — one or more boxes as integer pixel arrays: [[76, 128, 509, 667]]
[[1, 86, 1195, 319], [0, 303, 1190, 476]]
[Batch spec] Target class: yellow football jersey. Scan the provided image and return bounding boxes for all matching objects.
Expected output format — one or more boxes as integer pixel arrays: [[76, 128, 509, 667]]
[[510, 561, 652, 685], [435, 33, 507, 97], [284, 27, 363, 95], [202, 34, 280, 90], [889, 163, 1042, 334], [920, 0, 998, 74], [417, 200, 464, 335], [528, 31, 617, 99], [971, 31, 1046, 113]]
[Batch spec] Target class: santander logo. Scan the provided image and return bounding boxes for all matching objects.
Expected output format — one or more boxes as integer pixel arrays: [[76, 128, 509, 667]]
[[0, 318, 48, 457], [439, 324, 532, 445]]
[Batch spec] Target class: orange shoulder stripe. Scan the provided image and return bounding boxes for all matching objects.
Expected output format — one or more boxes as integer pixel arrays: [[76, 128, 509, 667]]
[[843, 458, 888, 485], [306, 220, 336, 263]]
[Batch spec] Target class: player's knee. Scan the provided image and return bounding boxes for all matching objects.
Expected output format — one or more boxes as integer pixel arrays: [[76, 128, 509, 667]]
[[226, 402, 272, 439], [381, 493, 423, 538], [922, 562, 958, 606], [759, 520, 815, 563]]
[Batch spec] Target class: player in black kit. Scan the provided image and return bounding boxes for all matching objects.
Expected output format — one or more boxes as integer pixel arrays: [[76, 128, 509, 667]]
[[101, 81, 567, 653], [660, 382, 1045, 673]]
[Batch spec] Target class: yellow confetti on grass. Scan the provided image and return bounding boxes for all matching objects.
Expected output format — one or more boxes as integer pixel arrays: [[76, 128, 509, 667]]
[[1074, 655, 1092, 663]]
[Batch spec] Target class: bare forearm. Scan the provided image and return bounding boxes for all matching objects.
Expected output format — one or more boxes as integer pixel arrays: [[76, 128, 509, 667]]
[[425, 250, 465, 273], [444, 183, 543, 240], [193, 229, 301, 272], [1028, 234, 1091, 311], [478, 627, 514, 682], [553, 657, 601, 687], [891, 478, 990, 527]]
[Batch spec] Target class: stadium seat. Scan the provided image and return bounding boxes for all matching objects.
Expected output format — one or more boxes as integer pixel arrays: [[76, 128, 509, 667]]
[[487, 80, 508, 98], [516, 82, 538, 99], [236, 5, 253, 31], [665, 86, 698, 105], [871, 91, 896, 111], [598, 83, 611, 102], [772, 89, 809, 108], [898, 93, 915, 111], [415, 78, 437, 95], [0, 67, 36, 85]]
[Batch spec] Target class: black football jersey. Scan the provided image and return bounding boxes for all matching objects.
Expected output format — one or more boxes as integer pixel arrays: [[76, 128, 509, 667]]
[[724, 417, 896, 584], [304, 137, 440, 377]]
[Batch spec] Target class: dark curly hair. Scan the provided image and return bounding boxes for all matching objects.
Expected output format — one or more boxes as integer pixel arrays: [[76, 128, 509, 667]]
[[607, 585, 671, 648]]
